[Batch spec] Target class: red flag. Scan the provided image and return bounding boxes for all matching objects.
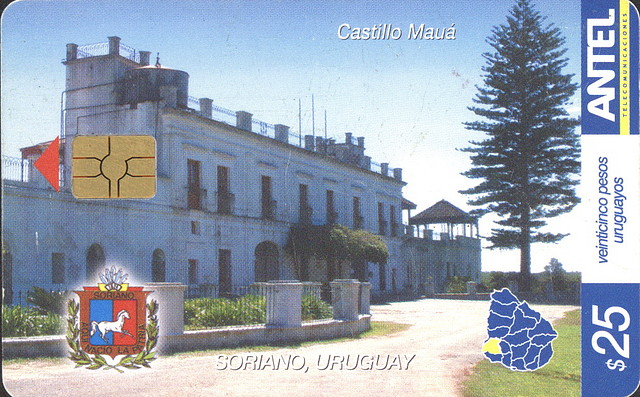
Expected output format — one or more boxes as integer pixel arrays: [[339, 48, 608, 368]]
[[33, 136, 60, 192]]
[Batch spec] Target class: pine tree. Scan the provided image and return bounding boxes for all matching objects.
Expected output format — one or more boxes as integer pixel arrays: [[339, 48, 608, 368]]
[[460, 0, 580, 291]]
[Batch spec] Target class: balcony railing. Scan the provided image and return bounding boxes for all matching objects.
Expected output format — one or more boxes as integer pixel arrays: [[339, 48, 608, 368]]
[[299, 205, 313, 224], [261, 199, 277, 220], [327, 210, 339, 225], [390, 222, 399, 237], [187, 186, 207, 210], [353, 215, 364, 230], [378, 220, 388, 236], [216, 191, 235, 215]]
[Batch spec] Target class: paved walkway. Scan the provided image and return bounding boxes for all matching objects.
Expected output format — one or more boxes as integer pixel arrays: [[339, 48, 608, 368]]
[[2, 299, 577, 396]]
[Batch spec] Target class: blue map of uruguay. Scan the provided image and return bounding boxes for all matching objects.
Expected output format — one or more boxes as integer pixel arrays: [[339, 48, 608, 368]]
[[482, 288, 558, 371]]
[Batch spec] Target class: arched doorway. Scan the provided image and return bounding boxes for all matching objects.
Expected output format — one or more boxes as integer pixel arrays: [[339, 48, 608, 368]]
[[2, 241, 13, 305], [86, 243, 105, 282], [255, 241, 279, 282], [151, 249, 166, 282]]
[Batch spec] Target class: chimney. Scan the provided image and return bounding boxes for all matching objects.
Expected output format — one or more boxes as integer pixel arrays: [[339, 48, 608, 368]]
[[274, 124, 290, 143], [108, 36, 121, 55], [304, 135, 315, 151], [139, 51, 151, 66], [199, 98, 213, 118], [357, 137, 365, 148], [236, 111, 253, 131], [381, 163, 389, 176], [393, 167, 403, 181], [345, 132, 353, 144], [66, 43, 78, 61]]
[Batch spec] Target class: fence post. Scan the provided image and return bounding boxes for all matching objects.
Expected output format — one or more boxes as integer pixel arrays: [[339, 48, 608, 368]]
[[330, 279, 360, 321], [145, 283, 187, 337], [466, 281, 477, 296], [265, 280, 303, 327], [359, 282, 371, 315]]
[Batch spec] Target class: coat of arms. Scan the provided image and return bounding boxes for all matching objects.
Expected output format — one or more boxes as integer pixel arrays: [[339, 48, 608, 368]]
[[66, 267, 159, 372]]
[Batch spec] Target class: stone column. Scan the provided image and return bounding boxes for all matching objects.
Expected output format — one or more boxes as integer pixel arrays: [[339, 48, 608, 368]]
[[139, 51, 151, 66], [380, 163, 389, 176], [145, 282, 187, 336], [199, 98, 213, 119], [66, 43, 78, 61], [108, 36, 121, 55], [362, 156, 371, 170], [331, 279, 360, 321], [393, 168, 403, 181], [236, 111, 253, 131], [359, 282, 371, 315], [265, 280, 303, 328], [304, 135, 315, 151], [274, 124, 290, 143]]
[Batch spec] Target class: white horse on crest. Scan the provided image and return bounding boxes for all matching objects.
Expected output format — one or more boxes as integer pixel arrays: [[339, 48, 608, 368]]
[[90, 309, 133, 342]]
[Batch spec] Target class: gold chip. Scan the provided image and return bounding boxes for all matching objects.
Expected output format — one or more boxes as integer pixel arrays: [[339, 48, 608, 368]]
[[72, 135, 156, 199]]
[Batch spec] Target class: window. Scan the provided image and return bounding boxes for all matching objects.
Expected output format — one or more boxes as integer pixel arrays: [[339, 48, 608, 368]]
[[379, 263, 386, 291], [152, 249, 166, 282], [191, 221, 200, 235], [187, 159, 204, 210], [86, 243, 105, 282], [188, 259, 198, 285], [217, 165, 232, 214], [52, 253, 64, 284], [390, 205, 397, 237], [353, 197, 363, 229], [299, 184, 312, 224], [218, 249, 232, 294], [378, 202, 386, 235], [326, 190, 337, 224], [187, 159, 201, 186], [261, 175, 275, 219]]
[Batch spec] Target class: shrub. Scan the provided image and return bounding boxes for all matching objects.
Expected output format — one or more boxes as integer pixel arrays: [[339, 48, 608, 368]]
[[184, 295, 266, 328], [445, 276, 471, 293], [2, 305, 65, 337], [301, 295, 332, 320], [26, 286, 68, 315], [184, 294, 333, 328]]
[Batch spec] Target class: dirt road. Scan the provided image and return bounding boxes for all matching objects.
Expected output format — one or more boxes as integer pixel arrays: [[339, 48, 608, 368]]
[[2, 299, 577, 397]]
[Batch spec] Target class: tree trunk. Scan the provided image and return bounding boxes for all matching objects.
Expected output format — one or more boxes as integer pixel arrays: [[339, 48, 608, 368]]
[[327, 255, 335, 282], [520, 207, 532, 291]]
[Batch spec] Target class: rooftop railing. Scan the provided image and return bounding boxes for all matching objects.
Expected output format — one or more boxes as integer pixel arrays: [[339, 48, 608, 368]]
[[2, 156, 32, 183], [65, 38, 400, 180], [75, 41, 140, 63], [185, 96, 400, 179]]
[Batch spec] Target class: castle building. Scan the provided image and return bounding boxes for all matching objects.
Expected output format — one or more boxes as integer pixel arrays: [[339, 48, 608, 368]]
[[2, 36, 480, 303]]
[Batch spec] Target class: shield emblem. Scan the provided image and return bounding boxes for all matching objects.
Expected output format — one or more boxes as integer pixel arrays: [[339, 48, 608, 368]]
[[76, 286, 151, 359]]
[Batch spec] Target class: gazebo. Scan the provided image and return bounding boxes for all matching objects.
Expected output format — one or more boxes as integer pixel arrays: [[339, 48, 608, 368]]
[[409, 199, 478, 240]]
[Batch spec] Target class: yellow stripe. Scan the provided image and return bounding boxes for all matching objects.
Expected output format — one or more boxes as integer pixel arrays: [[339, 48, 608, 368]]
[[620, 0, 630, 135]]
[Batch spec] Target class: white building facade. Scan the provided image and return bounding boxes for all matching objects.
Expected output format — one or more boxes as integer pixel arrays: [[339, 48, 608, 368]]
[[2, 37, 412, 302]]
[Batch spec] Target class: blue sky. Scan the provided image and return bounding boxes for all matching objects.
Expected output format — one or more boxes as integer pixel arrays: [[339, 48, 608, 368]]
[[1, 0, 583, 272]]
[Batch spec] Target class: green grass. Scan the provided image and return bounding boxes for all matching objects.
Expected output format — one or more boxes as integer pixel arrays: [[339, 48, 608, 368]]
[[463, 309, 581, 397]]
